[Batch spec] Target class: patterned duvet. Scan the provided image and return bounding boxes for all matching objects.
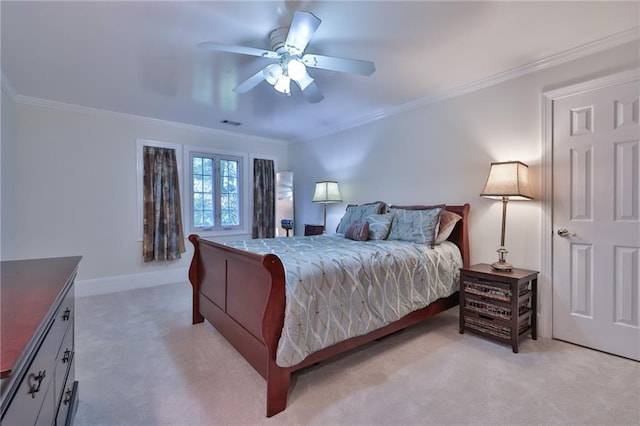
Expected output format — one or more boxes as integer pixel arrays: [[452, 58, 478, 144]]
[[224, 235, 462, 367]]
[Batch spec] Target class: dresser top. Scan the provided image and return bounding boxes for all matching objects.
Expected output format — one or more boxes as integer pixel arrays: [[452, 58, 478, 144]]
[[1, 256, 81, 378]]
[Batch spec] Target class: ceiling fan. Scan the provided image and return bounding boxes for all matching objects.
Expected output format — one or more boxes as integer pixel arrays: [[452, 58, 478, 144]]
[[199, 11, 376, 103]]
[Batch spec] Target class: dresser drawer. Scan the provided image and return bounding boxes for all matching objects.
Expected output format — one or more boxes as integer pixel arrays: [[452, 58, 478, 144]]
[[2, 320, 58, 425], [34, 379, 56, 426], [55, 324, 74, 407], [55, 283, 75, 336], [55, 356, 76, 426]]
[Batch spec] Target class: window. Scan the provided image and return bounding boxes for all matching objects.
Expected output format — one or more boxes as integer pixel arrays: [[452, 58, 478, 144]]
[[189, 151, 243, 232]]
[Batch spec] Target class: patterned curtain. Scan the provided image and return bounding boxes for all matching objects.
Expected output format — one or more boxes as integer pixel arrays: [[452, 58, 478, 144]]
[[143, 146, 186, 262], [253, 159, 275, 239]]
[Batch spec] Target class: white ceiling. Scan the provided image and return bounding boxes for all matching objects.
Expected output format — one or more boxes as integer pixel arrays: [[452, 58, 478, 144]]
[[2, 1, 638, 142]]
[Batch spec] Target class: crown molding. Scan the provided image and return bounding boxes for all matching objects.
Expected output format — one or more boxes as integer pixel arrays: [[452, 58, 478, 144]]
[[11, 93, 289, 145], [1, 70, 17, 100], [294, 26, 640, 142]]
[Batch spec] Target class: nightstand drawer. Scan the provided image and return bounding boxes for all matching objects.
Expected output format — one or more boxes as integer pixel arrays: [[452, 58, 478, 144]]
[[462, 278, 529, 302], [464, 311, 531, 341], [464, 293, 530, 320]]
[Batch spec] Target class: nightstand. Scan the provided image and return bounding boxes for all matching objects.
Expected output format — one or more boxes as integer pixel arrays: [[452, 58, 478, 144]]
[[459, 263, 538, 353], [304, 224, 324, 236]]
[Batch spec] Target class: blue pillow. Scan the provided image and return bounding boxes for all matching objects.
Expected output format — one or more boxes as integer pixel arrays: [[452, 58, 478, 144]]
[[367, 213, 394, 240], [388, 207, 443, 246]]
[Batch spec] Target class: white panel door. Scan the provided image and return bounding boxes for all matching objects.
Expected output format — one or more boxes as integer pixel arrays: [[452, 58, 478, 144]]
[[553, 79, 640, 361]]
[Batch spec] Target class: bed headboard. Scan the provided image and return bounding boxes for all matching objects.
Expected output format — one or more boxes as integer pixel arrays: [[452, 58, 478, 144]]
[[444, 204, 470, 268]]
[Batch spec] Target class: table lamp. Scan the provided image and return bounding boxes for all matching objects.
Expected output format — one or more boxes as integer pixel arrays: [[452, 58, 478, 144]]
[[312, 181, 342, 231], [480, 161, 533, 271]]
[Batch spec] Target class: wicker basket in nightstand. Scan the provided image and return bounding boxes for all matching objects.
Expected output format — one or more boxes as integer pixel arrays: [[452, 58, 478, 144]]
[[459, 263, 538, 353]]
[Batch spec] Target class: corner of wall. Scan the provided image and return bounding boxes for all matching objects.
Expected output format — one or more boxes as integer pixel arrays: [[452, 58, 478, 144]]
[[75, 267, 189, 297]]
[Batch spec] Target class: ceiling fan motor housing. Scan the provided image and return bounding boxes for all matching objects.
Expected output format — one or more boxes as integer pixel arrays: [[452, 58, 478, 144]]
[[268, 27, 289, 54]]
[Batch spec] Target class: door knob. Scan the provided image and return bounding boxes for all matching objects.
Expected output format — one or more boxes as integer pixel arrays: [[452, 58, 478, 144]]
[[557, 228, 576, 237]]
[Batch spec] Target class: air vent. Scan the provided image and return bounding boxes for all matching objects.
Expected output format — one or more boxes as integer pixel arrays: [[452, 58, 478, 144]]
[[220, 119, 242, 126]]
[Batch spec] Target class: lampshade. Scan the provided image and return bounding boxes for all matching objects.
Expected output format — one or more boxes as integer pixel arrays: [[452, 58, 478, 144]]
[[287, 58, 306, 81], [480, 161, 533, 200], [274, 75, 291, 94], [263, 63, 283, 85], [312, 181, 342, 203]]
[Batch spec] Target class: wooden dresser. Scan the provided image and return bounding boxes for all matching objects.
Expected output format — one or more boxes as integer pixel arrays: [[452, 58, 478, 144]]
[[1, 256, 82, 425]]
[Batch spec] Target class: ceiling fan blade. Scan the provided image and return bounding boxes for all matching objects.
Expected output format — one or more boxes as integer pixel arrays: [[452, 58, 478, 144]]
[[198, 41, 280, 59], [285, 11, 321, 55], [292, 70, 314, 91], [233, 68, 267, 93], [302, 54, 375, 76], [298, 80, 324, 104]]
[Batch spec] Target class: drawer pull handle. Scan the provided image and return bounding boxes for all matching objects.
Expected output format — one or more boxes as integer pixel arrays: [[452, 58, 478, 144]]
[[62, 349, 71, 363], [28, 370, 46, 398], [62, 308, 71, 321], [63, 387, 73, 405]]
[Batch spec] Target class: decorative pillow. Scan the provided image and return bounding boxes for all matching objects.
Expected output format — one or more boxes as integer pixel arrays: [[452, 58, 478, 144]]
[[336, 201, 386, 234], [344, 221, 369, 241], [388, 205, 444, 245], [435, 210, 462, 245], [387, 204, 445, 240], [367, 213, 394, 240]]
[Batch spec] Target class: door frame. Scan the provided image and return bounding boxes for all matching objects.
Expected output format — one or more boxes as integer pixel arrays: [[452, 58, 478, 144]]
[[539, 69, 640, 339]]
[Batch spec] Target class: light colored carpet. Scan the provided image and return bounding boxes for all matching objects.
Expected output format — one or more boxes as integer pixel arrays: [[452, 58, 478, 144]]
[[74, 282, 639, 426]]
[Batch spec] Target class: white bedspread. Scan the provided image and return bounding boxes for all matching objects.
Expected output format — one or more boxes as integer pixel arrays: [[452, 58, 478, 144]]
[[224, 235, 462, 367]]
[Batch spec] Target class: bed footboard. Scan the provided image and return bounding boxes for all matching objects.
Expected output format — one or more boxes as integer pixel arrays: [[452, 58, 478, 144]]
[[188, 234, 290, 416]]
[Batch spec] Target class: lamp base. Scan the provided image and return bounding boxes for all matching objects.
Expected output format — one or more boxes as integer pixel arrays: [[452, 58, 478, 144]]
[[491, 260, 513, 272], [491, 247, 513, 271]]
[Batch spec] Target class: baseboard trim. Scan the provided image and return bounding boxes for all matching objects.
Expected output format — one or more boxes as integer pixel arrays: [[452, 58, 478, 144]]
[[75, 267, 188, 297]]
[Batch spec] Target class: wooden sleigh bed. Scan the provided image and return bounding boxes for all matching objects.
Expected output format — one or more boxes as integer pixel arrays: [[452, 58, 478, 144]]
[[188, 204, 470, 417]]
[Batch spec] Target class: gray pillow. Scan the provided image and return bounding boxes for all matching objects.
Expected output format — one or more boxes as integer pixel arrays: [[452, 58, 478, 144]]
[[388, 207, 443, 245]]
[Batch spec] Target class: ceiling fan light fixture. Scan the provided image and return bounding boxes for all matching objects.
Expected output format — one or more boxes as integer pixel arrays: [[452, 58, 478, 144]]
[[263, 63, 283, 85], [274, 75, 291, 95], [287, 58, 306, 81], [199, 10, 375, 103]]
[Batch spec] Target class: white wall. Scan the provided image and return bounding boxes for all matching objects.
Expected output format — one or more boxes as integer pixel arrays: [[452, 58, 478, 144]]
[[0, 86, 15, 260], [290, 41, 639, 274], [1, 103, 288, 288], [1, 87, 16, 261]]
